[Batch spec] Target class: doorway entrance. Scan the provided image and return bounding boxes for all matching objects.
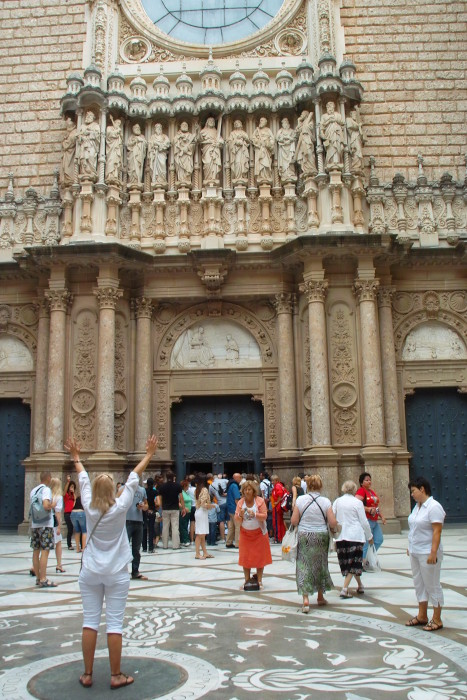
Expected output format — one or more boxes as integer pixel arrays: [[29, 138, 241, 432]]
[[0, 399, 31, 529], [405, 387, 467, 521], [172, 395, 265, 479]]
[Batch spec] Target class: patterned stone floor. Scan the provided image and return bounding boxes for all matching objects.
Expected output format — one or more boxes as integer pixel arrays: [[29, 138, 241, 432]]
[[0, 528, 466, 699]]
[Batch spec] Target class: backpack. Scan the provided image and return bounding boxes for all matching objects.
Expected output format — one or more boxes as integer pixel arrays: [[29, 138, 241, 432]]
[[217, 481, 226, 497], [29, 485, 49, 523], [261, 479, 271, 502], [281, 490, 292, 512]]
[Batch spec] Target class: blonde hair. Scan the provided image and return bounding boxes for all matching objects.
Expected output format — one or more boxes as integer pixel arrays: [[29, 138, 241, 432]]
[[91, 473, 116, 514], [341, 480, 357, 495], [50, 477, 62, 500], [306, 474, 323, 492], [292, 476, 302, 487], [241, 480, 259, 497]]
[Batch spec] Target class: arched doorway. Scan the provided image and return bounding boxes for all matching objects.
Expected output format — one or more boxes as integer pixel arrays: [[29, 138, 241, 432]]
[[405, 388, 467, 521], [172, 396, 265, 478], [0, 399, 31, 529]]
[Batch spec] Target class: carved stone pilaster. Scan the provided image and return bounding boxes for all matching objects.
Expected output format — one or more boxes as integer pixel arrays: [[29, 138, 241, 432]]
[[328, 171, 343, 224], [439, 172, 457, 235], [274, 292, 295, 315], [79, 179, 95, 233], [367, 157, 387, 235], [303, 176, 319, 231], [415, 154, 437, 246], [128, 185, 142, 247], [377, 285, 401, 446], [134, 296, 153, 319], [392, 173, 408, 243], [351, 176, 365, 232], [23, 188, 39, 245]]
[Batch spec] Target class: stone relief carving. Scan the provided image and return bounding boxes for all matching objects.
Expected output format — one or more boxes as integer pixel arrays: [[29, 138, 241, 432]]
[[77, 110, 100, 181], [72, 310, 98, 449], [0, 335, 33, 371], [329, 303, 359, 444], [114, 314, 127, 451], [171, 321, 261, 369], [120, 35, 152, 63], [156, 381, 168, 450], [402, 322, 467, 361], [265, 378, 278, 448]]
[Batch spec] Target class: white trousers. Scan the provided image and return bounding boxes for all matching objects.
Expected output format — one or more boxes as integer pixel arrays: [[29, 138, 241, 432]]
[[410, 552, 444, 607], [79, 565, 130, 634]]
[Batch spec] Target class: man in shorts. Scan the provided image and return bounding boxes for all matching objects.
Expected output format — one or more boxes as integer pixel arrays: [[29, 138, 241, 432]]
[[30, 471, 56, 588]]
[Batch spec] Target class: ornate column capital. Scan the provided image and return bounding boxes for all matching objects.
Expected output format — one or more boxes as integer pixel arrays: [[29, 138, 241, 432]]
[[377, 286, 395, 308], [93, 286, 122, 310], [45, 289, 72, 312], [299, 279, 328, 303], [34, 296, 51, 319], [274, 292, 295, 314], [133, 296, 154, 319], [353, 279, 379, 304]]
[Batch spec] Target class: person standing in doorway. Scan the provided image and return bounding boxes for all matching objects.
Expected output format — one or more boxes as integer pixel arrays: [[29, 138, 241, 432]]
[[157, 472, 184, 550], [226, 473, 242, 548]]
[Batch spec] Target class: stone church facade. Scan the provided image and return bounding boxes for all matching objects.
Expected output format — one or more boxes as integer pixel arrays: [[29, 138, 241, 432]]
[[0, 0, 466, 531]]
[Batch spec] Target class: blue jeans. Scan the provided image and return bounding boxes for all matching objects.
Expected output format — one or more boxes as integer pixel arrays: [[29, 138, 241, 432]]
[[207, 521, 218, 546], [363, 520, 384, 559], [70, 510, 87, 534], [126, 520, 143, 575]]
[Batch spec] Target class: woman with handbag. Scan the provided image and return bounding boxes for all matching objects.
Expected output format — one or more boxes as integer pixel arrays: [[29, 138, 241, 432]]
[[290, 474, 337, 612], [355, 472, 387, 568], [235, 479, 272, 589], [64, 434, 158, 690]]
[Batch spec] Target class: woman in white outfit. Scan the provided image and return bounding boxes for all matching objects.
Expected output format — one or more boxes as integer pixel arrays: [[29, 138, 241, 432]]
[[405, 476, 445, 632], [333, 480, 373, 598], [64, 434, 158, 690], [194, 474, 214, 560], [50, 478, 65, 573]]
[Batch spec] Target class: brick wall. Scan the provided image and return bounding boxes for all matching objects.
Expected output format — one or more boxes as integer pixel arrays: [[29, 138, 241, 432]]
[[340, 0, 467, 182], [0, 0, 86, 194]]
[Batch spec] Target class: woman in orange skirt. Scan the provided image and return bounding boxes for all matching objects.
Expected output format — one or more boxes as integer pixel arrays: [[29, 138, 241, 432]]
[[235, 480, 272, 588]]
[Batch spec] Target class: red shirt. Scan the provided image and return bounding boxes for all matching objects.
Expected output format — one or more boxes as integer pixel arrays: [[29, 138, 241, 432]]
[[356, 487, 379, 521], [64, 491, 75, 514]]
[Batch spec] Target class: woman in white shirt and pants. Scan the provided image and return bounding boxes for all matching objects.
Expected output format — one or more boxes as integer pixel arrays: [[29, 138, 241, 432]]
[[65, 434, 158, 690], [333, 480, 373, 598]]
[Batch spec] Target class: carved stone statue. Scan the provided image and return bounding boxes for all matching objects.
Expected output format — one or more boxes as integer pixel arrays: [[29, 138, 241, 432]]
[[346, 108, 364, 173], [77, 110, 100, 180], [225, 334, 239, 363], [173, 121, 197, 187], [200, 116, 223, 185], [127, 123, 147, 185], [61, 116, 78, 187], [320, 101, 345, 170], [276, 117, 296, 182], [251, 117, 275, 184], [228, 119, 250, 184], [105, 116, 123, 184], [295, 110, 317, 177], [149, 123, 170, 187]]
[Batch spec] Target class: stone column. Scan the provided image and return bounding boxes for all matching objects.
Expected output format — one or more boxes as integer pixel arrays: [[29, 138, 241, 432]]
[[300, 279, 332, 447], [378, 286, 401, 446], [274, 293, 298, 453], [94, 283, 122, 452], [45, 288, 72, 452], [32, 295, 50, 453], [134, 297, 153, 452], [353, 279, 385, 446]]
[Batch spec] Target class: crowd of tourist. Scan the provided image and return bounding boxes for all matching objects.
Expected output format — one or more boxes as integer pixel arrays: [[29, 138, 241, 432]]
[[28, 447, 447, 689]]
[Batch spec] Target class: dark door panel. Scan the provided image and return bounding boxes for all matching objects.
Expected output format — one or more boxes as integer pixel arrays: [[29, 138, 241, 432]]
[[0, 399, 31, 529]]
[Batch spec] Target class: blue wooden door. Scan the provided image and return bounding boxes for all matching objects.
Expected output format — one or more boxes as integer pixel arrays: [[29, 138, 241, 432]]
[[172, 396, 264, 478], [405, 388, 467, 521], [0, 399, 31, 529]]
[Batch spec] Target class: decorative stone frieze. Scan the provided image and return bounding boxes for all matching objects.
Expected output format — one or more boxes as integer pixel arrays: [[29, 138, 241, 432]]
[[329, 303, 359, 445]]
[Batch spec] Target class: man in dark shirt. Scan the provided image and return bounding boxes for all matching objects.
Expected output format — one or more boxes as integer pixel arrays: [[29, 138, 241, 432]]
[[156, 471, 184, 550], [142, 478, 157, 553], [226, 473, 242, 548]]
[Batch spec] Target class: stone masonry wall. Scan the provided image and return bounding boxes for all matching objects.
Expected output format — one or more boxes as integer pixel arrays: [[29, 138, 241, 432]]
[[340, 0, 467, 182], [0, 0, 86, 194]]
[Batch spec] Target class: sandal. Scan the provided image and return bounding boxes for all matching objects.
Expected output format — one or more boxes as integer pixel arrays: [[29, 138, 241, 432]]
[[29, 568, 36, 577], [79, 673, 93, 688], [131, 573, 148, 580], [423, 619, 443, 632], [204, 554, 214, 558], [110, 673, 134, 690], [339, 589, 352, 599], [39, 579, 57, 588], [195, 555, 206, 560], [56, 566, 65, 573], [405, 616, 428, 627], [301, 603, 310, 614], [317, 598, 328, 606], [356, 587, 365, 594]]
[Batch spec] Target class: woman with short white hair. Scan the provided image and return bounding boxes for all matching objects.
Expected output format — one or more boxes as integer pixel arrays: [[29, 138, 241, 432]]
[[64, 434, 158, 690], [333, 480, 373, 599]]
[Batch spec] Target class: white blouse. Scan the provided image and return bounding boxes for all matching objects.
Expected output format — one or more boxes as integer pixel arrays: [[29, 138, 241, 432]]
[[408, 496, 445, 555], [333, 494, 372, 543], [79, 470, 139, 575], [296, 493, 331, 533]]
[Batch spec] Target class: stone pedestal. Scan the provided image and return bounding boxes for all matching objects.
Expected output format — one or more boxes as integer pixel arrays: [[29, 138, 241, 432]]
[[105, 183, 121, 237], [304, 176, 319, 231], [79, 178, 94, 233], [128, 184, 143, 247]]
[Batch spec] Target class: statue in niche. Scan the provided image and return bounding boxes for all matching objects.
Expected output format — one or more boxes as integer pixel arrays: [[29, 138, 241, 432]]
[[189, 326, 215, 367], [200, 116, 223, 185], [228, 119, 250, 184], [276, 117, 296, 182], [105, 116, 123, 184], [127, 123, 147, 185], [149, 123, 170, 187], [77, 110, 100, 180], [61, 116, 78, 187], [225, 334, 239, 363], [346, 108, 364, 173], [251, 117, 275, 184], [295, 110, 317, 177], [173, 121, 198, 187], [320, 101, 345, 171]]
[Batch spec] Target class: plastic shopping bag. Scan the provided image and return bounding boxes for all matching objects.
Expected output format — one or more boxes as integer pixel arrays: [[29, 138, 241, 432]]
[[281, 526, 298, 562], [366, 543, 382, 572]]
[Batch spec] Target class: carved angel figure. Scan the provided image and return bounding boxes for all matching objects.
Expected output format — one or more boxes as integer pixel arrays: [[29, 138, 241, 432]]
[[320, 101, 345, 170], [77, 110, 100, 180], [295, 110, 317, 177], [276, 117, 296, 182], [127, 123, 147, 185], [173, 121, 197, 187], [200, 116, 223, 185], [228, 119, 250, 184], [61, 116, 78, 187], [251, 117, 275, 184], [149, 123, 170, 187], [346, 108, 364, 173], [105, 116, 123, 184]]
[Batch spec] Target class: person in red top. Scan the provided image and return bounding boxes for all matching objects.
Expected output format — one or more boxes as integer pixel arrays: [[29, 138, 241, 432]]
[[270, 475, 287, 544], [63, 478, 77, 550], [356, 472, 387, 567]]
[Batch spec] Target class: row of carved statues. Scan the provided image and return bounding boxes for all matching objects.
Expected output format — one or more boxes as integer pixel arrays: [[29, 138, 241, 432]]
[[61, 102, 364, 191]]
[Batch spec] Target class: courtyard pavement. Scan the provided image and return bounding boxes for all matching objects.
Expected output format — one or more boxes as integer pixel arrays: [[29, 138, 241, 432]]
[[0, 528, 466, 700]]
